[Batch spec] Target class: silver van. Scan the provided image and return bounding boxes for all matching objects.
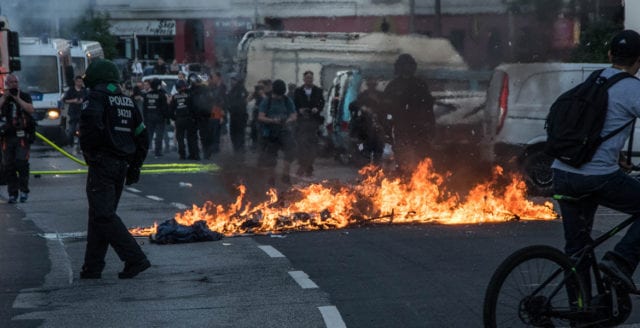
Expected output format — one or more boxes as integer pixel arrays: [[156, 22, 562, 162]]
[[481, 62, 639, 195]]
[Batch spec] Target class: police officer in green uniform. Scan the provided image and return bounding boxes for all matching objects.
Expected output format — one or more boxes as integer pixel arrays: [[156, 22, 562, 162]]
[[79, 59, 151, 279]]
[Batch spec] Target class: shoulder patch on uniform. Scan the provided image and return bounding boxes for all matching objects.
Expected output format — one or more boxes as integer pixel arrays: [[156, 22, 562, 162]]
[[135, 123, 146, 136], [107, 83, 117, 92]]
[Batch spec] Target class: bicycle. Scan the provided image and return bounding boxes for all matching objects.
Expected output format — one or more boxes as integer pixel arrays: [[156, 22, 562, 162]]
[[483, 211, 639, 327]]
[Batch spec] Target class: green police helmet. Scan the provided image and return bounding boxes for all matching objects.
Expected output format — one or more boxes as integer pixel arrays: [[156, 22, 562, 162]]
[[83, 58, 121, 88]]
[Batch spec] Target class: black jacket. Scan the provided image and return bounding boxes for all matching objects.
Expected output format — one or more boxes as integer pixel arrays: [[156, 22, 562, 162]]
[[293, 85, 325, 124], [79, 84, 149, 167]]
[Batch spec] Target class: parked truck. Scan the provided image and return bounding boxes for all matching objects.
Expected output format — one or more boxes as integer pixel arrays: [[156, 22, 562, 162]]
[[236, 30, 468, 91], [18, 36, 74, 144], [70, 40, 104, 77], [237, 30, 490, 164]]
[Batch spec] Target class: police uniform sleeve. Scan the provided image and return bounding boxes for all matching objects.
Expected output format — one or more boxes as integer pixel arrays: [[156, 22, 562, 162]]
[[131, 109, 149, 168]]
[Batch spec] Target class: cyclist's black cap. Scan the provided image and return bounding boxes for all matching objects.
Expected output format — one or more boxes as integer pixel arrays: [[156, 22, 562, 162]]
[[610, 30, 640, 58]]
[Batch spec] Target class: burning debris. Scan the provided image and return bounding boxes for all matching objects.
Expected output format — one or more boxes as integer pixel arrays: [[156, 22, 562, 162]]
[[130, 159, 557, 238]]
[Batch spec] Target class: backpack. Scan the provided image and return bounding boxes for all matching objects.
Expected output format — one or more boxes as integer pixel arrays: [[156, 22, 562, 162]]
[[544, 69, 635, 167], [262, 94, 293, 138]]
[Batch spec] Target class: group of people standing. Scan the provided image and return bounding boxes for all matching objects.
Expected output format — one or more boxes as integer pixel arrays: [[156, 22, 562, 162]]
[[126, 69, 327, 186], [248, 71, 325, 185]]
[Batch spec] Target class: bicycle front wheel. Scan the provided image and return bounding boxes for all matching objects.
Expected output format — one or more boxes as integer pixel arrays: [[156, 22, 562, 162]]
[[484, 245, 587, 327]]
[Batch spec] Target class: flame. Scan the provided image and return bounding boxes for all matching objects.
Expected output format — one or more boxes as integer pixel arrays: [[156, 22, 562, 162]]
[[130, 158, 557, 237]]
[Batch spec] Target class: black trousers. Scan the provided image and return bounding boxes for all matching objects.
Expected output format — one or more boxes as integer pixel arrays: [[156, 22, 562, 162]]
[[83, 154, 146, 272], [295, 120, 320, 174], [2, 136, 30, 197], [175, 117, 198, 159]]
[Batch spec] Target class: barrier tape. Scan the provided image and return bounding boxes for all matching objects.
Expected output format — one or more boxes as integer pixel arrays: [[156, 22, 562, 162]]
[[31, 131, 220, 175]]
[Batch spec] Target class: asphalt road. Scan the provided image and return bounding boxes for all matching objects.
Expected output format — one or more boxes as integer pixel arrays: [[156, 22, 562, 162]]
[[3, 144, 640, 327]]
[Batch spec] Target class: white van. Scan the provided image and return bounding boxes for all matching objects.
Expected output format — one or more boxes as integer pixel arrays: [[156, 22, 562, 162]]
[[480, 62, 640, 195]]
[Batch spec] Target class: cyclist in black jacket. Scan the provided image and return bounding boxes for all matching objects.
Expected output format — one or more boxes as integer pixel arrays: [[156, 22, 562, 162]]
[[79, 59, 150, 280]]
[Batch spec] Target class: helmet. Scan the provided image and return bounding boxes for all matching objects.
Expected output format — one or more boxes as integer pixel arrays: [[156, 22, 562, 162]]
[[272, 79, 286, 96], [394, 53, 417, 77], [83, 59, 121, 88]]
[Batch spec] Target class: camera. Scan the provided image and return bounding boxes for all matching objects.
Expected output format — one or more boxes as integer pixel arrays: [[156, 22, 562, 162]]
[[9, 88, 18, 96]]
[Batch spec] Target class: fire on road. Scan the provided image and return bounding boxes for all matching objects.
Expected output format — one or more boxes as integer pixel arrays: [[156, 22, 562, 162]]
[[130, 158, 557, 237]]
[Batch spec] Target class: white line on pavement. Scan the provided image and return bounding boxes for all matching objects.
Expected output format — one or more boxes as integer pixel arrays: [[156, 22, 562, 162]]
[[258, 245, 285, 258], [40, 232, 87, 240], [146, 195, 164, 201], [126, 187, 141, 193], [171, 202, 189, 210], [288, 271, 319, 289], [318, 306, 347, 328]]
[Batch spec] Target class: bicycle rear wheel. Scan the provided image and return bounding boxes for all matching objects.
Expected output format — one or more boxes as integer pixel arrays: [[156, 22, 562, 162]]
[[484, 245, 587, 327]]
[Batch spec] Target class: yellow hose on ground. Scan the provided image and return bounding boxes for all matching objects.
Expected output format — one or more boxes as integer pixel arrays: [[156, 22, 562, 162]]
[[32, 131, 219, 175]]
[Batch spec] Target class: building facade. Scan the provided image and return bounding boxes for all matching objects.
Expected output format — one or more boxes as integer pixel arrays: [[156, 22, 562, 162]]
[[0, 0, 623, 70]]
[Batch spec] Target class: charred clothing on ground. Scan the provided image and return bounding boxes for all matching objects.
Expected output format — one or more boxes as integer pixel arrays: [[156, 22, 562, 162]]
[[293, 85, 324, 176], [143, 89, 169, 156], [383, 76, 435, 174], [0, 91, 34, 198], [169, 91, 198, 159], [79, 83, 149, 275]]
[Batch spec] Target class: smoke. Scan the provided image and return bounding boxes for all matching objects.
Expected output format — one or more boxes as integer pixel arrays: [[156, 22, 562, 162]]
[[0, 0, 90, 37]]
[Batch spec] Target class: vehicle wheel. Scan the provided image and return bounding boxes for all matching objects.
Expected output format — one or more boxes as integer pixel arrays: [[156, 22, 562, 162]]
[[594, 278, 633, 327], [521, 151, 554, 196], [483, 245, 587, 328]]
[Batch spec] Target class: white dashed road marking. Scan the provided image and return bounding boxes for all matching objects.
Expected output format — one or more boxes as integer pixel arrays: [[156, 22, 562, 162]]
[[40, 232, 87, 240], [318, 306, 347, 328], [258, 245, 286, 258], [146, 195, 163, 201], [126, 187, 141, 193], [288, 271, 319, 289], [171, 202, 188, 210]]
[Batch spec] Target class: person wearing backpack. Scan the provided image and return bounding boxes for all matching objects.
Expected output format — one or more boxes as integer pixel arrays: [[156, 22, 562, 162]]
[[551, 30, 640, 293], [257, 79, 297, 186], [0, 74, 35, 204]]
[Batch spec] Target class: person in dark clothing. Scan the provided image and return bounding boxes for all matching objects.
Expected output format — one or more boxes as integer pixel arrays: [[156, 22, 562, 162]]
[[62, 76, 88, 148], [78, 59, 150, 279], [383, 53, 435, 176], [258, 79, 297, 186], [349, 76, 386, 164], [190, 74, 213, 160], [553, 30, 640, 293], [143, 78, 169, 157], [293, 71, 325, 177], [227, 74, 248, 154], [153, 57, 168, 75], [208, 72, 227, 158], [248, 84, 266, 151], [0, 74, 35, 204], [169, 80, 198, 160]]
